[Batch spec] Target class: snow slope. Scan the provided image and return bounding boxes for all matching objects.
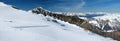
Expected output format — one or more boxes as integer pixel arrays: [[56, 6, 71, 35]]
[[0, 2, 116, 41], [88, 13, 120, 32], [0, 2, 7, 6]]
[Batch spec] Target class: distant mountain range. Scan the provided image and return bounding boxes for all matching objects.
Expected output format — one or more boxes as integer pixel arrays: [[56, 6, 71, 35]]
[[30, 7, 120, 32]]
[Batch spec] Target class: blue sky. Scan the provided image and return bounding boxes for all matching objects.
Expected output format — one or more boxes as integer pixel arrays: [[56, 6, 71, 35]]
[[0, 0, 120, 13]]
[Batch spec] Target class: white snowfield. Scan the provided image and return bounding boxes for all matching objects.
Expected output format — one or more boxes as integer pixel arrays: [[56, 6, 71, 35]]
[[0, 2, 116, 41], [94, 14, 120, 22]]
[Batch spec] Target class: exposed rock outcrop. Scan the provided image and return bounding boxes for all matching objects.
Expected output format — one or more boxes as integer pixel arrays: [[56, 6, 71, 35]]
[[31, 7, 120, 41]]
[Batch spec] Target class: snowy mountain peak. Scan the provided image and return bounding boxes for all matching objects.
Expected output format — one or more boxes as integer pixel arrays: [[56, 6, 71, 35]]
[[88, 13, 120, 32], [36, 7, 43, 9], [32, 7, 50, 12], [0, 2, 8, 6]]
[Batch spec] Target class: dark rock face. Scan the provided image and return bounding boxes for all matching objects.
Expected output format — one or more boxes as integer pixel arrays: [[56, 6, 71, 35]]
[[31, 7, 120, 41], [12, 6, 20, 10], [104, 23, 112, 31]]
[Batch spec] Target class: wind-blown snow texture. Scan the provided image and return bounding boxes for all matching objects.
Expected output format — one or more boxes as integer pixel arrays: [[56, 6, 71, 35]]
[[0, 2, 116, 41]]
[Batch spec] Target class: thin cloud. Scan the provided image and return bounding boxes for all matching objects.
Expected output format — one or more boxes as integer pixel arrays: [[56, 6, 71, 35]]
[[51, 0, 86, 12]]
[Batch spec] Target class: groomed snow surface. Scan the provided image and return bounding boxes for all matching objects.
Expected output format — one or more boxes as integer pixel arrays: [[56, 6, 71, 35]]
[[0, 2, 116, 41]]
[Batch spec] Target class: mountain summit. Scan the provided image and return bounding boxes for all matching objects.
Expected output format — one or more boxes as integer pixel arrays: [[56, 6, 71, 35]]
[[0, 2, 8, 6]]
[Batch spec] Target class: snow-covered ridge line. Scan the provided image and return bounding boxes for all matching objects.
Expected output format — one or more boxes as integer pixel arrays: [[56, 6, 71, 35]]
[[0, 2, 8, 6], [31, 6, 120, 41], [0, 2, 117, 41], [30, 6, 120, 16], [31, 7, 120, 32]]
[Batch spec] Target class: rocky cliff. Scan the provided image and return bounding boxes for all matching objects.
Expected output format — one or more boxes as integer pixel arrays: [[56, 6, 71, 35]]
[[30, 7, 120, 41]]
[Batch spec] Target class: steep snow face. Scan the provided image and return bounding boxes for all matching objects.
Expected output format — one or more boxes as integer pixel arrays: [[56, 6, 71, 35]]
[[0, 2, 116, 41]]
